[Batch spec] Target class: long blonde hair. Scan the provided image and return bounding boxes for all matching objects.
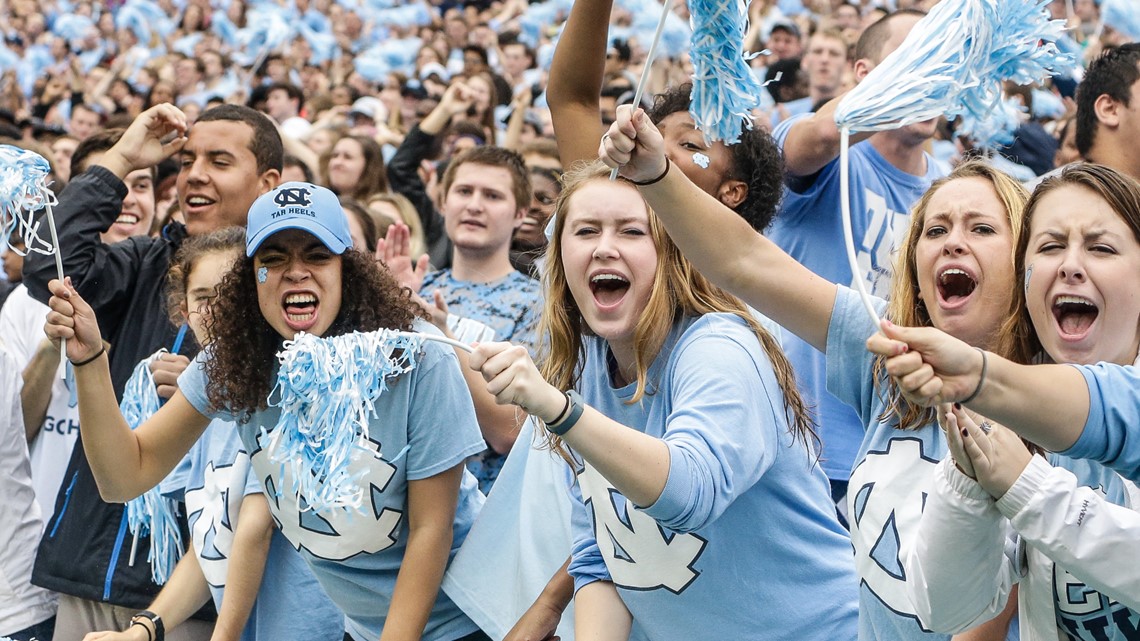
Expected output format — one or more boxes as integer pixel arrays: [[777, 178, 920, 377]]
[[538, 162, 816, 458], [875, 159, 1029, 430]]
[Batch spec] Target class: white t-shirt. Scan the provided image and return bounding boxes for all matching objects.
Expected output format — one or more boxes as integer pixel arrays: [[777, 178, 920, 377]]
[[0, 339, 57, 635], [0, 284, 80, 517]]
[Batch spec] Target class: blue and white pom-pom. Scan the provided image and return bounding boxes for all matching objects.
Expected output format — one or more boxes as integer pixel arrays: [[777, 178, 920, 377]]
[[956, 96, 1026, 150], [0, 145, 57, 256], [832, 0, 1074, 327], [120, 351, 184, 585], [264, 330, 438, 514], [835, 0, 1073, 133], [688, 0, 765, 144], [1100, 0, 1140, 43]]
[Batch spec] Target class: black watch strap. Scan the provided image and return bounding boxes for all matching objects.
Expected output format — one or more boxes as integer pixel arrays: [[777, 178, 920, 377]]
[[132, 610, 164, 641]]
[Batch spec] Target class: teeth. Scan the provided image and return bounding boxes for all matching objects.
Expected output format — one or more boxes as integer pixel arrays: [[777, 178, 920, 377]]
[[285, 294, 316, 304], [115, 215, 139, 224], [591, 273, 629, 284], [187, 197, 212, 206], [940, 268, 969, 282], [1055, 295, 1095, 307], [287, 313, 313, 322]]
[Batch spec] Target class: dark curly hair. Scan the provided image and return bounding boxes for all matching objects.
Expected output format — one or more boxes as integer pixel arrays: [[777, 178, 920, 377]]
[[203, 248, 424, 418], [647, 83, 784, 232]]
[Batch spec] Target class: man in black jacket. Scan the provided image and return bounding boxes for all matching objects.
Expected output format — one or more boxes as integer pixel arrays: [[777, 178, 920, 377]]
[[22, 102, 282, 639]]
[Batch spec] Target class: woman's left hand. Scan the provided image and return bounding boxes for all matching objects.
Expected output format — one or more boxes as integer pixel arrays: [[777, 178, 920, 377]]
[[470, 342, 566, 422], [950, 405, 1033, 500]]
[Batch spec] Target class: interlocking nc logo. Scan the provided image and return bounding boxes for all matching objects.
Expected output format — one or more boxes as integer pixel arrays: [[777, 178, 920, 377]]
[[274, 186, 312, 208]]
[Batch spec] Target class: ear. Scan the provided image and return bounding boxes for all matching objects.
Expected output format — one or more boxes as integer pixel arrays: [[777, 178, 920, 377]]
[[717, 179, 748, 211], [513, 206, 527, 229], [258, 169, 282, 194], [1095, 93, 1121, 129], [852, 59, 872, 83]]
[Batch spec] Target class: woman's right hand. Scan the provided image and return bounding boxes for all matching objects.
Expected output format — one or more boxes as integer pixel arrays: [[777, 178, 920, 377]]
[[45, 277, 105, 364], [599, 105, 668, 184], [83, 625, 149, 641]]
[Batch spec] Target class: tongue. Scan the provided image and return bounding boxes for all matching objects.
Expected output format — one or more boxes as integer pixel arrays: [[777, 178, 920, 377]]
[[286, 303, 316, 315], [1059, 309, 1095, 335], [594, 286, 627, 306]]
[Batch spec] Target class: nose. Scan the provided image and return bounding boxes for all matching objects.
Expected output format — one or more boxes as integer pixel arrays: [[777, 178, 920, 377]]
[[284, 258, 310, 282], [183, 157, 208, 185], [1058, 249, 1085, 282], [941, 227, 968, 256], [592, 230, 619, 260]]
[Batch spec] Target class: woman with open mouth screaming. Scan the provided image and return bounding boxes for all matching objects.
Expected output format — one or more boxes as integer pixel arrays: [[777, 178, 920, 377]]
[[593, 104, 1030, 641], [470, 162, 859, 641], [44, 182, 491, 641]]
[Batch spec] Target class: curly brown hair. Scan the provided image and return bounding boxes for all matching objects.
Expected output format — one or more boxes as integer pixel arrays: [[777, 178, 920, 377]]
[[203, 248, 424, 418]]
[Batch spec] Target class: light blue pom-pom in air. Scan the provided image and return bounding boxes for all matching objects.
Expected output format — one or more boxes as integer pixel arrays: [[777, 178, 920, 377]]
[[688, 0, 765, 144], [0, 144, 57, 256]]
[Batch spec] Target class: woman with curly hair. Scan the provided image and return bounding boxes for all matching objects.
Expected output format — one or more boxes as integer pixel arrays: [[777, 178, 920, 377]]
[[44, 183, 490, 641], [470, 162, 859, 640]]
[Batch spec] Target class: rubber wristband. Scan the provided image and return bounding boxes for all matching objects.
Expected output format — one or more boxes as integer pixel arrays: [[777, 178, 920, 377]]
[[132, 610, 163, 641], [547, 390, 585, 437], [69, 345, 106, 367], [544, 392, 572, 427], [960, 348, 988, 404], [628, 157, 670, 186], [129, 620, 154, 641]]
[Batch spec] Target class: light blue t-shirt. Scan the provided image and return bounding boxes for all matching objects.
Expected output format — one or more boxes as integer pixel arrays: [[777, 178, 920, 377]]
[[178, 333, 487, 641], [770, 114, 945, 483], [162, 420, 344, 641], [827, 287, 955, 641], [420, 268, 543, 493], [566, 313, 859, 641]]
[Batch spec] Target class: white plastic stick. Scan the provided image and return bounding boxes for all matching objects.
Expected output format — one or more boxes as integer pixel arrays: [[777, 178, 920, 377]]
[[610, 0, 675, 180], [839, 127, 882, 328]]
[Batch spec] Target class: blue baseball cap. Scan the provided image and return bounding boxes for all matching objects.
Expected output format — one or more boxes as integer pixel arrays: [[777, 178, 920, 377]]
[[245, 182, 352, 257]]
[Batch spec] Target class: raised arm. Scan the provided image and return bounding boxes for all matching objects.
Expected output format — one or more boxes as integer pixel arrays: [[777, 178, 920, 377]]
[[546, 0, 613, 167], [778, 92, 874, 178], [601, 106, 837, 351], [44, 277, 209, 501], [23, 104, 187, 313]]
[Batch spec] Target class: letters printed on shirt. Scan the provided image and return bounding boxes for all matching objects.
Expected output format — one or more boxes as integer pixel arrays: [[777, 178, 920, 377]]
[[252, 435, 404, 561], [853, 189, 910, 298], [849, 437, 939, 630], [578, 463, 707, 594]]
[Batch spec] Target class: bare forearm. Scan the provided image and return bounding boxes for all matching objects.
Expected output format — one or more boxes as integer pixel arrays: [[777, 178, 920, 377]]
[[573, 581, 632, 641], [21, 343, 60, 442], [638, 168, 835, 351], [148, 552, 213, 632], [379, 525, 453, 641], [971, 358, 1088, 451], [212, 496, 274, 641], [559, 406, 670, 508], [547, 0, 612, 166], [781, 93, 874, 177]]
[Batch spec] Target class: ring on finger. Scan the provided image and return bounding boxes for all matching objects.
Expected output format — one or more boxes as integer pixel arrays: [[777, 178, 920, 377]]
[[978, 420, 992, 434]]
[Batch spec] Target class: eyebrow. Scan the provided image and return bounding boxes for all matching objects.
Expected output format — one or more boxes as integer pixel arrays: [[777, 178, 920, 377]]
[[1035, 228, 1118, 242], [188, 286, 215, 297], [179, 149, 238, 161], [925, 211, 995, 224], [570, 216, 647, 226]]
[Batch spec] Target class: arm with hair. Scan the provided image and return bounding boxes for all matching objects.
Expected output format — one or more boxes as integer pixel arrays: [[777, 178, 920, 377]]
[[546, 0, 613, 167], [778, 92, 876, 178]]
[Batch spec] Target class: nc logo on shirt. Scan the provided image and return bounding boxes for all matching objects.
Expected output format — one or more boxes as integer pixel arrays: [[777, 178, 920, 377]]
[[578, 463, 707, 594], [185, 459, 248, 588], [252, 437, 403, 562], [849, 437, 939, 630]]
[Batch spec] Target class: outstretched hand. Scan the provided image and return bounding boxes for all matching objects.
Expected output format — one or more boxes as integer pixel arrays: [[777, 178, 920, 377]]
[[598, 105, 668, 184], [865, 320, 986, 407], [470, 342, 565, 422], [44, 277, 104, 364], [376, 222, 430, 292]]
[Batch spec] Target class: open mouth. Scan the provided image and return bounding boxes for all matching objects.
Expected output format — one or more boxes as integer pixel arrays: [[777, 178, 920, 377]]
[[282, 292, 320, 331], [115, 213, 140, 226], [1052, 295, 1098, 338], [937, 268, 977, 306], [590, 273, 630, 308], [184, 195, 216, 211]]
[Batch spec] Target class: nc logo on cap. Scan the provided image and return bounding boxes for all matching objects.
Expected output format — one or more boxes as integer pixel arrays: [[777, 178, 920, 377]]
[[274, 186, 312, 208]]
